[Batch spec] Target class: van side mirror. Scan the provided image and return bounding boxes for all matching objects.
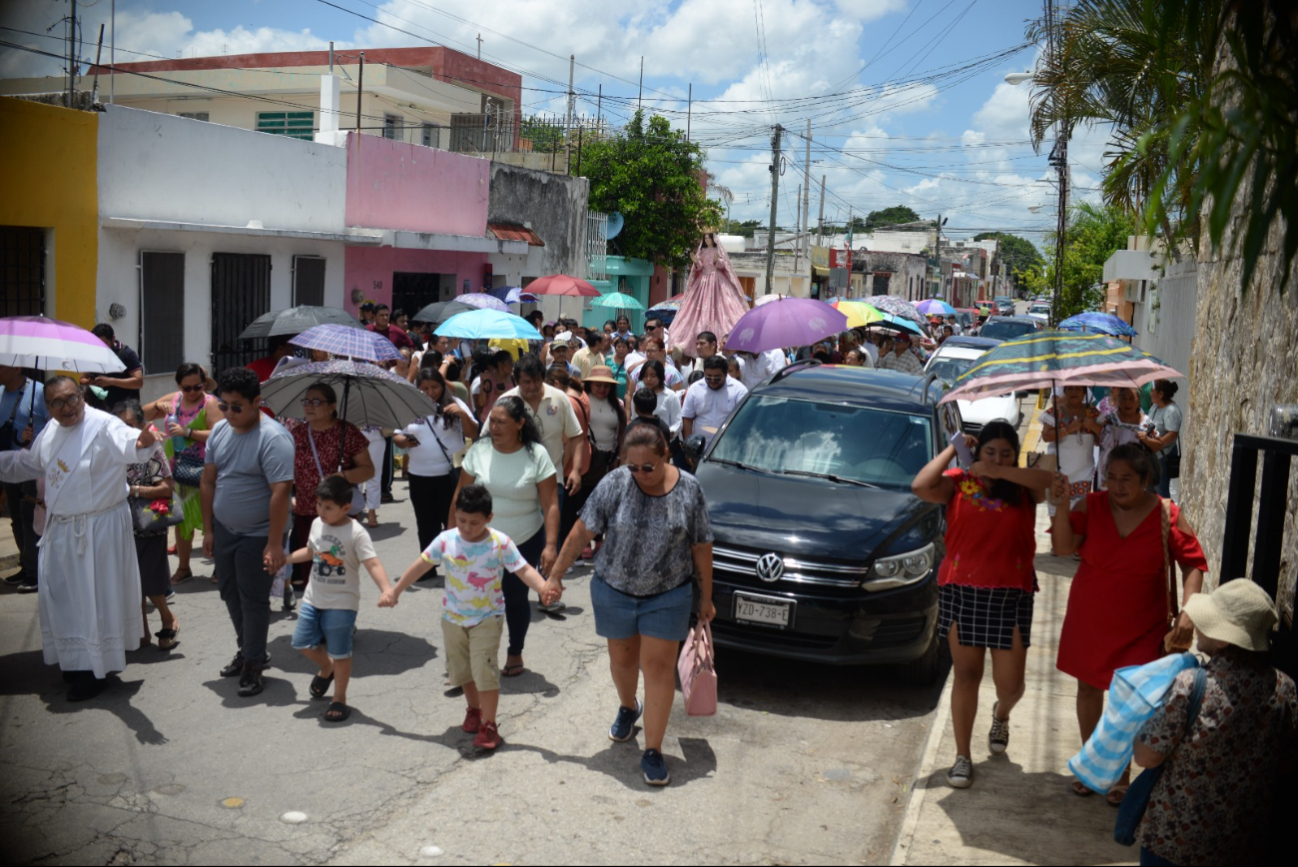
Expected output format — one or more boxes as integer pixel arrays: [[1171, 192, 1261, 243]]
[[684, 434, 706, 460]]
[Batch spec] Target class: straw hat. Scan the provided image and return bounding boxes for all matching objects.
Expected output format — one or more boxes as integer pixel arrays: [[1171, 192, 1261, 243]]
[[584, 365, 619, 385], [1183, 580, 1277, 652]]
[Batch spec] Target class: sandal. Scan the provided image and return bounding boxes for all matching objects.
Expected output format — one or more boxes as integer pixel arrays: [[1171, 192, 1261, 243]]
[[1070, 780, 1095, 797], [155, 624, 180, 651], [170, 568, 193, 585], [1106, 784, 1129, 807], [502, 663, 525, 678], [324, 701, 350, 722], [309, 671, 335, 699]]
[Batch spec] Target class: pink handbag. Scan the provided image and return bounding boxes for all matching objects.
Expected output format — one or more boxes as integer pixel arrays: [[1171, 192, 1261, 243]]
[[677, 622, 718, 716]]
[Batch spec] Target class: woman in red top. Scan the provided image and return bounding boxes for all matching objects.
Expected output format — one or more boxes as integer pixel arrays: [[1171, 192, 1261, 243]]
[[1051, 442, 1206, 803], [913, 420, 1053, 789]]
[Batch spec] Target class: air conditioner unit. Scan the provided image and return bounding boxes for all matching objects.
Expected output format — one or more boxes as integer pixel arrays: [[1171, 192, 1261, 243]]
[[1124, 280, 1147, 303]]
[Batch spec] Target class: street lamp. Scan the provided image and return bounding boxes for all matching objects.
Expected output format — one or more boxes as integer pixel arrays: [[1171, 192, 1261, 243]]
[[1004, 72, 1034, 85]]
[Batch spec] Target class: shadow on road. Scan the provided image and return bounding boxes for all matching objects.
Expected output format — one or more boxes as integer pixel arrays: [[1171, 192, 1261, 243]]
[[499, 735, 718, 789], [264, 629, 439, 677]]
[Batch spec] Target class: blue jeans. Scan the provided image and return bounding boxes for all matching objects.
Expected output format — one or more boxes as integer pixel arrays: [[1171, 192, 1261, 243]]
[[292, 603, 358, 659]]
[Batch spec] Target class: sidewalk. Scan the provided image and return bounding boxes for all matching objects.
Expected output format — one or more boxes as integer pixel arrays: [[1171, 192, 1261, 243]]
[[890, 402, 1135, 867]]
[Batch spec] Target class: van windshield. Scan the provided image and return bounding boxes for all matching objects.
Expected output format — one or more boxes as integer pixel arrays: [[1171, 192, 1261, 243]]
[[707, 395, 933, 489]]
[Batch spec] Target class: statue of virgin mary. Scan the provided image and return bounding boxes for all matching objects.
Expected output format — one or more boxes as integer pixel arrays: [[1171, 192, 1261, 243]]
[[670, 232, 750, 357]]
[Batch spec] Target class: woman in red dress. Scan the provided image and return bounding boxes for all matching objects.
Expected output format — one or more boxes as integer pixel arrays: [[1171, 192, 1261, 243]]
[[1051, 442, 1207, 803], [913, 420, 1053, 789]]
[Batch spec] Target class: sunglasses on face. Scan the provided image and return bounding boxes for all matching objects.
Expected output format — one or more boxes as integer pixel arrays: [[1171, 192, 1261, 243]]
[[645, 325, 660, 331], [180, 384, 205, 394], [626, 462, 660, 474], [300, 398, 331, 408], [217, 401, 252, 414]]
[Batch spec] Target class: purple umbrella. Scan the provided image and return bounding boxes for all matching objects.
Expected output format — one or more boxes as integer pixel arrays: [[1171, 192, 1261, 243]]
[[456, 293, 510, 312], [723, 298, 848, 354], [0, 315, 126, 373], [289, 323, 402, 364]]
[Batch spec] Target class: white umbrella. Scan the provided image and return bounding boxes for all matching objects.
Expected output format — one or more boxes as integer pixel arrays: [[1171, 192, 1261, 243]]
[[0, 315, 127, 373]]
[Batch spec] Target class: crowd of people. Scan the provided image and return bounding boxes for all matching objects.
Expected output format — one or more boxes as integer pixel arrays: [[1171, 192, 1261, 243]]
[[1, 306, 1292, 821]]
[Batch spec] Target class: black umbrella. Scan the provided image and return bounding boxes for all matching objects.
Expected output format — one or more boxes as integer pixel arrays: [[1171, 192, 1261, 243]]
[[411, 300, 477, 325], [238, 305, 362, 339]]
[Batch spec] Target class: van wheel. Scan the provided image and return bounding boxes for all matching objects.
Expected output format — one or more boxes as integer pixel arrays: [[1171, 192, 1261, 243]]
[[895, 628, 941, 686]]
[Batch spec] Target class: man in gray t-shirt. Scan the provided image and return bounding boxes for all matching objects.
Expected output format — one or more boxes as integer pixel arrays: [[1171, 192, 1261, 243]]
[[201, 368, 295, 697]]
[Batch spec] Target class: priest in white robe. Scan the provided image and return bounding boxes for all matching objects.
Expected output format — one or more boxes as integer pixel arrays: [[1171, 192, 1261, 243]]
[[0, 376, 164, 700]]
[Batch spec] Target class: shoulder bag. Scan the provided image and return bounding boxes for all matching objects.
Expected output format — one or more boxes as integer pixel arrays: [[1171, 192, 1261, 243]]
[[677, 621, 718, 716], [426, 416, 463, 485], [1114, 666, 1206, 846], [169, 395, 208, 487], [307, 425, 366, 516]]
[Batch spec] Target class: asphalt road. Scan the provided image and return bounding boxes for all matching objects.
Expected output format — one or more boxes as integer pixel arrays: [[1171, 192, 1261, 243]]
[[0, 474, 946, 866]]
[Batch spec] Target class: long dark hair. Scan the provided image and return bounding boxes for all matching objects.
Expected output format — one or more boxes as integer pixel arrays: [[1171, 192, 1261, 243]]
[[489, 395, 543, 454], [976, 420, 1026, 504], [416, 368, 456, 428], [639, 359, 666, 392]]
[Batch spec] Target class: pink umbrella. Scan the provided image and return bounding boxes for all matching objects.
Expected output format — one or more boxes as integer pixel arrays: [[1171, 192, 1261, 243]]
[[0, 315, 126, 373], [526, 274, 601, 297]]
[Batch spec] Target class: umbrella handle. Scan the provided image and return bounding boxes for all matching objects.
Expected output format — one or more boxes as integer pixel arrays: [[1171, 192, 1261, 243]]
[[338, 379, 350, 472]]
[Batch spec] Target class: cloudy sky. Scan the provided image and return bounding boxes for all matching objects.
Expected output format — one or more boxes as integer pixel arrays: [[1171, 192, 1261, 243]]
[[2, 0, 1112, 247]]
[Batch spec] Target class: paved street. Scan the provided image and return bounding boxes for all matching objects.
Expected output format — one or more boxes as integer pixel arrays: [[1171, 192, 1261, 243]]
[[1, 471, 949, 866]]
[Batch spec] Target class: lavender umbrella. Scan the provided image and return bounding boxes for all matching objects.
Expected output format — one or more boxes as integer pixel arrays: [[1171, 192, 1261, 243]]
[[723, 298, 848, 354], [0, 315, 126, 373], [456, 293, 511, 312], [289, 323, 403, 364]]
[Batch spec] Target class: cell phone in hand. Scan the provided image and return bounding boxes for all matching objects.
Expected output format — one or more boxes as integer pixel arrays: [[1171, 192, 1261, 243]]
[[950, 430, 974, 467]]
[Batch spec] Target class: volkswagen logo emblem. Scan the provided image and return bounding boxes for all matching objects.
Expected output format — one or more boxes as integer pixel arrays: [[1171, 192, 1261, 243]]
[[756, 553, 785, 583]]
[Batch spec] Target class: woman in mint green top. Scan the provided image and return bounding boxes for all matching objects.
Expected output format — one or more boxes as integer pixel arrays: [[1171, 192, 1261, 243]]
[[609, 335, 632, 400], [451, 395, 559, 677]]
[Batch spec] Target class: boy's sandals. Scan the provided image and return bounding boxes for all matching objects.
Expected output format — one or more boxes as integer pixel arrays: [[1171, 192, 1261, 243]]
[[1070, 780, 1095, 797], [1106, 783, 1129, 807], [309, 671, 335, 699], [155, 623, 180, 651], [324, 701, 350, 722], [170, 567, 193, 585]]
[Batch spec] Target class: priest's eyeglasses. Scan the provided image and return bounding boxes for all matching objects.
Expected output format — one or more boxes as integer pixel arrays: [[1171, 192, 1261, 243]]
[[46, 393, 83, 411]]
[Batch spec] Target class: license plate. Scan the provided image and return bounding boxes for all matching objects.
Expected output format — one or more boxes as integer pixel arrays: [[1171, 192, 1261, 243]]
[[733, 593, 793, 629]]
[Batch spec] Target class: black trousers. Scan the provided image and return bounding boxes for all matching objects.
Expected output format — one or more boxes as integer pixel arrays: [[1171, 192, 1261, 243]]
[[408, 471, 458, 555], [3, 480, 39, 584], [381, 437, 394, 497]]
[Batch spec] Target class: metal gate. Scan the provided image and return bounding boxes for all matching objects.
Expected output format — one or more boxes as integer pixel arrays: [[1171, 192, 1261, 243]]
[[0, 227, 45, 316], [210, 252, 271, 374], [392, 272, 444, 318], [293, 256, 326, 307]]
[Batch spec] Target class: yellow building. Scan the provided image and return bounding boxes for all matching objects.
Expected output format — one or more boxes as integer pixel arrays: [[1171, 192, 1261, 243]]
[[0, 97, 98, 326]]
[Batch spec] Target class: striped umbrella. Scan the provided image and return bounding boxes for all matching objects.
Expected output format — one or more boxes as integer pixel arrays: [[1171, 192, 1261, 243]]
[[940, 330, 1181, 404], [456, 293, 511, 312], [0, 315, 126, 373], [262, 360, 436, 430], [289, 324, 403, 364], [829, 301, 885, 328], [915, 299, 958, 317], [590, 291, 645, 311], [1059, 312, 1138, 337]]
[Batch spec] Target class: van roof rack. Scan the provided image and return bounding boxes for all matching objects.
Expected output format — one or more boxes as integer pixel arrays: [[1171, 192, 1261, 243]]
[[768, 358, 820, 385]]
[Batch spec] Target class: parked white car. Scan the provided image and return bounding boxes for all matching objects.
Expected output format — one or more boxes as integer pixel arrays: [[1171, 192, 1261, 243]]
[[1027, 302, 1052, 322], [925, 337, 1021, 432]]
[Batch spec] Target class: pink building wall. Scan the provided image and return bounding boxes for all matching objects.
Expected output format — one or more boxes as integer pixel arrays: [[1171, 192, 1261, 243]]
[[344, 247, 488, 314], [345, 133, 489, 236]]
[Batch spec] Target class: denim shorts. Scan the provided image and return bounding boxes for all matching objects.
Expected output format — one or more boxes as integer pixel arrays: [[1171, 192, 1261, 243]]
[[590, 576, 693, 642], [291, 603, 358, 660]]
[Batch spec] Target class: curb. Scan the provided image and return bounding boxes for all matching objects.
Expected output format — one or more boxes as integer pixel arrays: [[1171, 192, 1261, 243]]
[[888, 670, 955, 866]]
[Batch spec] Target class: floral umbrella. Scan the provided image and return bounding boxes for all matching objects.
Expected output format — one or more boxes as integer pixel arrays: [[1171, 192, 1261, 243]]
[[456, 293, 511, 312], [864, 295, 927, 330]]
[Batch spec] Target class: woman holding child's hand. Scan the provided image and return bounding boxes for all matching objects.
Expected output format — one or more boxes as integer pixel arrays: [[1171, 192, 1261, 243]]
[[547, 423, 714, 788]]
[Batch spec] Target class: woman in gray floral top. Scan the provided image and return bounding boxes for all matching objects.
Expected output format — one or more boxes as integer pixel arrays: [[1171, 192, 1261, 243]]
[[1134, 580, 1295, 866], [546, 423, 714, 787]]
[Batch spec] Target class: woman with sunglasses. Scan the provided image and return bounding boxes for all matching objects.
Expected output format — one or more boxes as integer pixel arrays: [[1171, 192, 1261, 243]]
[[143, 363, 223, 585], [545, 423, 715, 787], [282, 383, 376, 606]]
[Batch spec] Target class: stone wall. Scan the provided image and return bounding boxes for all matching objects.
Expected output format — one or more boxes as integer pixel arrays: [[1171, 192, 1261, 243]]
[[487, 162, 589, 277], [1181, 211, 1298, 621]]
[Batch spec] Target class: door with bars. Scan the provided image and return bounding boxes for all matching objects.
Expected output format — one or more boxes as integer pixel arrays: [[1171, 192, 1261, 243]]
[[210, 253, 271, 374]]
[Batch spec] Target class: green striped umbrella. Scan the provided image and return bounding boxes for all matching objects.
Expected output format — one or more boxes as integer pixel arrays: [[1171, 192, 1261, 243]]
[[589, 291, 645, 311], [940, 330, 1181, 403]]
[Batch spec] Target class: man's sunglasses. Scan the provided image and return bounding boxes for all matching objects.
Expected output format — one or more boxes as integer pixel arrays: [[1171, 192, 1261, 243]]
[[217, 401, 254, 413]]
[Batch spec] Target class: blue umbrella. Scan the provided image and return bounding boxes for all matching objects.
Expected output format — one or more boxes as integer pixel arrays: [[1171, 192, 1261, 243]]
[[289, 323, 403, 363], [435, 308, 543, 341], [1059, 312, 1138, 337]]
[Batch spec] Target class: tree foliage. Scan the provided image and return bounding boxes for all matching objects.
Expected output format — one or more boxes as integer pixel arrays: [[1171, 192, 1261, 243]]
[[864, 205, 922, 231], [580, 111, 723, 271], [1035, 203, 1135, 319], [974, 233, 1044, 289]]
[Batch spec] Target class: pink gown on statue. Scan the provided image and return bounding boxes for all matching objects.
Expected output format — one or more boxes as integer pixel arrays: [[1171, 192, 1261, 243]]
[[671, 244, 750, 357]]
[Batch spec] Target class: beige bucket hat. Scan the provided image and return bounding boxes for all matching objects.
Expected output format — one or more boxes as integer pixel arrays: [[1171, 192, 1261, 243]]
[[1183, 580, 1277, 652]]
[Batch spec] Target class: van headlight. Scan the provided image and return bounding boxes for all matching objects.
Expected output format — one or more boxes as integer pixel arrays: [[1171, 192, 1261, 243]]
[[863, 543, 936, 591]]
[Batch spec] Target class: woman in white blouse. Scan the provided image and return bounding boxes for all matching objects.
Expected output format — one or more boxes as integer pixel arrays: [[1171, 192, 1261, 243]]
[[393, 369, 479, 564], [626, 360, 681, 440]]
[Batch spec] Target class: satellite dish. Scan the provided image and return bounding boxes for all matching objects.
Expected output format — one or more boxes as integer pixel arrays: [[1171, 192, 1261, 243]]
[[604, 212, 625, 240]]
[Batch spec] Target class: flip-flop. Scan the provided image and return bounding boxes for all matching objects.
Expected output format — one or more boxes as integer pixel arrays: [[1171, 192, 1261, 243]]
[[324, 701, 350, 722], [310, 672, 335, 699], [502, 663, 525, 678], [1106, 784, 1129, 806], [1070, 781, 1095, 797]]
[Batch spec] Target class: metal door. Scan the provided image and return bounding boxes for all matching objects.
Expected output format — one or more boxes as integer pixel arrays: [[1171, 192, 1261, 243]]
[[211, 253, 271, 374], [139, 251, 186, 374], [0, 227, 45, 316], [392, 272, 445, 317], [293, 256, 326, 306]]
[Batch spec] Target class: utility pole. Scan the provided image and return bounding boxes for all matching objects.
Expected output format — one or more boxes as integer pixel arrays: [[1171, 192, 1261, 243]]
[[933, 214, 944, 301], [686, 83, 692, 141], [764, 124, 783, 296], [110, 0, 115, 103], [476, 33, 482, 59], [565, 55, 575, 174], [638, 57, 644, 113], [802, 118, 812, 259], [794, 183, 802, 274], [816, 174, 826, 245], [91, 24, 104, 104], [356, 52, 364, 138], [67, 0, 78, 106], [596, 84, 602, 132]]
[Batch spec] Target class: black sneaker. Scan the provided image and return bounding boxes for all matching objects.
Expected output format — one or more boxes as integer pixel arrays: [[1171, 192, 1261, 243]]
[[164, 589, 177, 605], [67, 675, 108, 702], [237, 664, 265, 697], [16, 583, 38, 594], [641, 748, 671, 786], [220, 652, 246, 677], [282, 585, 296, 612], [4, 572, 27, 586], [609, 699, 643, 742]]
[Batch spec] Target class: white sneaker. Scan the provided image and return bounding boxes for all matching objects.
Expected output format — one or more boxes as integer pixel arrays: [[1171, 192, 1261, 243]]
[[947, 755, 974, 789]]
